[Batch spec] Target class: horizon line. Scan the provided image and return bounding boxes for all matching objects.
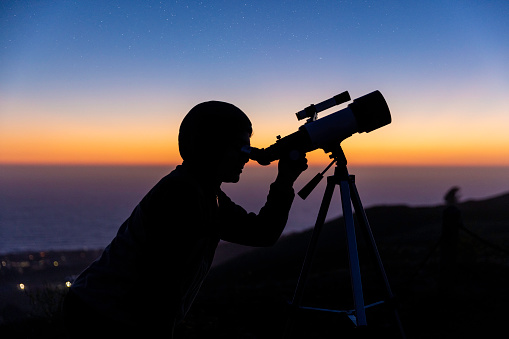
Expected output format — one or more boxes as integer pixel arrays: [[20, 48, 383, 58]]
[[1, 161, 509, 168]]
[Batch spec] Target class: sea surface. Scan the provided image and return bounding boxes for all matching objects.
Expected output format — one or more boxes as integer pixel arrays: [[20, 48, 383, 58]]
[[1, 164, 508, 254]]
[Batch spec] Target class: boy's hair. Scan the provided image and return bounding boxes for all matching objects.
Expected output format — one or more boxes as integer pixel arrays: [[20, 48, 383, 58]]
[[178, 101, 252, 163]]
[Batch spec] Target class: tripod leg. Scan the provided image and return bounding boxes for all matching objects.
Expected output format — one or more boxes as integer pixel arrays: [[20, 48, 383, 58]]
[[284, 175, 336, 338], [349, 176, 406, 338], [339, 179, 367, 327]]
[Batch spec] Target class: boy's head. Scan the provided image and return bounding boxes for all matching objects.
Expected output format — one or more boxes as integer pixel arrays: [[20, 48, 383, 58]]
[[179, 101, 252, 183]]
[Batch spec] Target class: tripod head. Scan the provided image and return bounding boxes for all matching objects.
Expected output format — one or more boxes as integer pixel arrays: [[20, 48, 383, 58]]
[[298, 143, 348, 200]]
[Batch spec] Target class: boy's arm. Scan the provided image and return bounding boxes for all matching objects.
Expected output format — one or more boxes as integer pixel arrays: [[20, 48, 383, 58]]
[[217, 155, 307, 247]]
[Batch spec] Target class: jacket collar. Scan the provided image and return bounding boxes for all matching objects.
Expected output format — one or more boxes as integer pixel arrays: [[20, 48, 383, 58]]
[[178, 161, 221, 197]]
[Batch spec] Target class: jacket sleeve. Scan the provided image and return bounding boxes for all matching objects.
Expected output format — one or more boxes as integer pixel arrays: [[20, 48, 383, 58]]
[[217, 181, 295, 247]]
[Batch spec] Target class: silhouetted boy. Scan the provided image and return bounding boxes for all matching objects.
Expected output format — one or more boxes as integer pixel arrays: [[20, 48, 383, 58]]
[[63, 101, 307, 338]]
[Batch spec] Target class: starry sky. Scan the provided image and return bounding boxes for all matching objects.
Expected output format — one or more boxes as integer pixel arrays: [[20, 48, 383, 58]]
[[1, 0, 508, 165]]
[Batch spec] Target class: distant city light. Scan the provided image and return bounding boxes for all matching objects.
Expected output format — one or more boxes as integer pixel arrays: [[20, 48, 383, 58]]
[[19, 283, 25, 290], [65, 281, 72, 288], [53, 261, 59, 267]]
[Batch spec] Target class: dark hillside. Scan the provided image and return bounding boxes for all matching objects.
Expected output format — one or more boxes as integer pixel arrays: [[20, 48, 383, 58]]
[[184, 193, 509, 338]]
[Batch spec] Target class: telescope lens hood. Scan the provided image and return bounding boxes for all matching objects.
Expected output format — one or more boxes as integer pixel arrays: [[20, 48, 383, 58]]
[[349, 90, 391, 133]]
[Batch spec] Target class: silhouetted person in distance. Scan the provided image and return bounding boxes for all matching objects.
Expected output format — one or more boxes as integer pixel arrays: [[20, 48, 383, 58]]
[[63, 101, 308, 338], [439, 186, 461, 296]]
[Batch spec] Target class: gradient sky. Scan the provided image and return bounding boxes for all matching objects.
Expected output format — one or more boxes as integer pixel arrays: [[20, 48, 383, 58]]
[[1, 1, 508, 165]]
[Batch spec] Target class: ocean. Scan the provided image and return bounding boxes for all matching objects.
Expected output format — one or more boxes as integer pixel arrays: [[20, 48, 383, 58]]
[[1, 164, 508, 254]]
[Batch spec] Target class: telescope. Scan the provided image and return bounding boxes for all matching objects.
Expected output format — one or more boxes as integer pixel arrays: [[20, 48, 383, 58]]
[[272, 92, 404, 337], [241, 90, 391, 166]]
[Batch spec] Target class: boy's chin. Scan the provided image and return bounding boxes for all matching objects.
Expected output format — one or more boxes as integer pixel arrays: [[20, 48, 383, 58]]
[[222, 173, 241, 183]]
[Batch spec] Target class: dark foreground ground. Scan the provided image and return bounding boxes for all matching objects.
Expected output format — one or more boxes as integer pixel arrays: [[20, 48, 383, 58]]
[[1, 192, 509, 338]]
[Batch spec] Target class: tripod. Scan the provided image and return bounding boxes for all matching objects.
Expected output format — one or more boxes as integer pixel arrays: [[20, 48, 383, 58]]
[[284, 146, 405, 338]]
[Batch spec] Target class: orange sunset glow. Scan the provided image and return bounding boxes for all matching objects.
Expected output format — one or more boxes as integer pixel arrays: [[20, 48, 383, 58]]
[[2, 108, 509, 166], [2, 93, 508, 166]]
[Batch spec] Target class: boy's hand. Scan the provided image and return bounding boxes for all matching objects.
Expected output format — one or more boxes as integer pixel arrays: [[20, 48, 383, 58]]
[[275, 151, 308, 186]]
